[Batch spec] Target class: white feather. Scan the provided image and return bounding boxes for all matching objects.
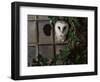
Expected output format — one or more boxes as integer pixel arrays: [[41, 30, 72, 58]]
[[55, 21, 69, 42]]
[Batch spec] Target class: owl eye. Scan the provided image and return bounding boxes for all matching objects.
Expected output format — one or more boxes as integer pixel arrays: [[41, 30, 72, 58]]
[[63, 26, 66, 32], [58, 26, 60, 30]]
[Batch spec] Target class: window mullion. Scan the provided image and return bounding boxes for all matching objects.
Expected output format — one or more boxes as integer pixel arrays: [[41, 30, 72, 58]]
[[35, 16, 39, 60]]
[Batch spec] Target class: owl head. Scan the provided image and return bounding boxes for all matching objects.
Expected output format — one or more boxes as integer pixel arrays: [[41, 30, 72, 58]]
[[55, 21, 69, 42]]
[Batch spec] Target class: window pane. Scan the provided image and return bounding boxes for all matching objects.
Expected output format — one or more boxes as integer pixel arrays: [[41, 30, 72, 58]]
[[38, 45, 54, 66], [38, 21, 53, 44], [39, 46, 54, 59], [28, 46, 37, 66], [28, 15, 36, 20], [28, 16, 37, 43], [38, 16, 49, 20]]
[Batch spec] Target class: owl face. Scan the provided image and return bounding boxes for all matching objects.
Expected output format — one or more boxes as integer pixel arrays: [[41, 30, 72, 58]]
[[55, 21, 69, 42]]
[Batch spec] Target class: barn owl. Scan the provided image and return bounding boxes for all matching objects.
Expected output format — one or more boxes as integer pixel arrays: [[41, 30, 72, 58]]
[[55, 21, 69, 42]]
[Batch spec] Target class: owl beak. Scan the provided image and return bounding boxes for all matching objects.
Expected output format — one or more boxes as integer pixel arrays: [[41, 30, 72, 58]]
[[60, 35, 63, 38]]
